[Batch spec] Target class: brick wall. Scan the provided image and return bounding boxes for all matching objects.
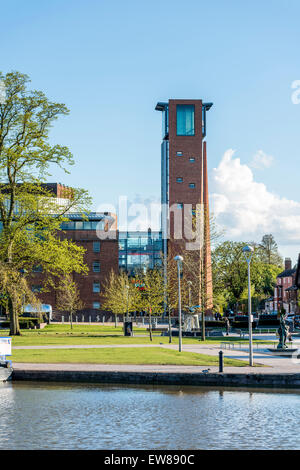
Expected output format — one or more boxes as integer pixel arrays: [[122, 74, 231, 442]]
[[29, 230, 119, 314], [167, 99, 212, 311]]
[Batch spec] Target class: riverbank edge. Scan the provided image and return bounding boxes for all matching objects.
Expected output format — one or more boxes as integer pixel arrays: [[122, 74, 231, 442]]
[[11, 369, 300, 389]]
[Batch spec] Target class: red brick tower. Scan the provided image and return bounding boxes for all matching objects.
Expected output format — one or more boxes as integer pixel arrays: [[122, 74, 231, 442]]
[[156, 99, 213, 313]]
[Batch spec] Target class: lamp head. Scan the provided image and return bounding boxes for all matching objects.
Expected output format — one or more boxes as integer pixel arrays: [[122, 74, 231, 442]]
[[174, 255, 183, 262], [243, 245, 254, 263]]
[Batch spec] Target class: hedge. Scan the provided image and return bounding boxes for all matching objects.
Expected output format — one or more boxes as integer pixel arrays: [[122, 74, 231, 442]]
[[0, 317, 41, 329]]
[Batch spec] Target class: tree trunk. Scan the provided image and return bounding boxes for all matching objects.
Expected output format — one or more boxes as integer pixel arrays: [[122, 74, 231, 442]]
[[168, 310, 172, 343], [114, 313, 117, 328], [149, 310, 152, 342], [9, 297, 21, 336], [70, 311, 73, 329]]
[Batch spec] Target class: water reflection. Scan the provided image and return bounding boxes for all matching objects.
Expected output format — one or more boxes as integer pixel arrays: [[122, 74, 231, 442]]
[[0, 382, 300, 450]]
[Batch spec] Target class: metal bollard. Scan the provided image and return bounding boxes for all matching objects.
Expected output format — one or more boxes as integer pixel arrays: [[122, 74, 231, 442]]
[[219, 350, 224, 373]]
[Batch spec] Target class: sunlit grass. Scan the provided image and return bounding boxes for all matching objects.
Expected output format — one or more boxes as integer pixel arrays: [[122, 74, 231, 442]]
[[0, 324, 274, 347], [11, 347, 250, 367]]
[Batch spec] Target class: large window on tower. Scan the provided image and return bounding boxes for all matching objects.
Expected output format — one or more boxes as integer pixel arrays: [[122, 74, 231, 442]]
[[176, 105, 195, 136]]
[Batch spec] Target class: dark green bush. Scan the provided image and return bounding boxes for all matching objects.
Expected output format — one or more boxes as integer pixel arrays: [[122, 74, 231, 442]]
[[0, 316, 41, 329]]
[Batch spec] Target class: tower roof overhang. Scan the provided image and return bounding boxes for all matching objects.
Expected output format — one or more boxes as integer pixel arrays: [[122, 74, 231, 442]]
[[155, 102, 168, 111]]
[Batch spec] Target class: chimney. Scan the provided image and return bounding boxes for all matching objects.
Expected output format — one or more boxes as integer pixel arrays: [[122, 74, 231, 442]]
[[285, 258, 292, 271]]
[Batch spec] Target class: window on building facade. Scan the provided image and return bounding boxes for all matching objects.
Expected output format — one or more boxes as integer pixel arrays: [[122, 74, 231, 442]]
[[177, 203, 183, 209], [93, 241, 100, 252], [176, 177, 183, 183], [176, 104, 195, 136], [83, 222, 92, 230], [93, 302, 100, 309], [93, 282, 100, 293], [189, 157, 195, 162], [32, 285, 42, 293], [93, 261, 100, 272], [75, 221, 84, 230], [60, 221, 105, 230], [119, 239, 126, 250], [176, 151, 183, 156], [189, 183, 195, 188]]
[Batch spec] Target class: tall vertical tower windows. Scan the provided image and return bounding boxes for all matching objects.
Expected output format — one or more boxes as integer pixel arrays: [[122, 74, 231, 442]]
[[176, 105, 195, 136]]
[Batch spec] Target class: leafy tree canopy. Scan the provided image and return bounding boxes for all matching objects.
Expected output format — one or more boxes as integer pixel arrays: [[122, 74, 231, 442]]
[[0, 71, 91, 334]]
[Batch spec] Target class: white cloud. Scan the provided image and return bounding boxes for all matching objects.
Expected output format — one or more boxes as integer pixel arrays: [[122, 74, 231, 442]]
[[250, 150, 274, 169], [210, 149, 300, 262]]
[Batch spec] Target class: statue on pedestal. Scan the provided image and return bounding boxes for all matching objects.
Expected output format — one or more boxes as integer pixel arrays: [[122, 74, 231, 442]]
[[183, 307, 200, 332], [277, 310, 289, 350]]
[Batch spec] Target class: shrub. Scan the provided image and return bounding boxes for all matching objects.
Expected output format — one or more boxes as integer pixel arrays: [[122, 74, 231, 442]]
[[0, 316, 41, 329]]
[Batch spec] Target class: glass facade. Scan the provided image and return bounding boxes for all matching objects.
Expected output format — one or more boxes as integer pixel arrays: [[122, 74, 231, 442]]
[[176, 105, 195, 136], [118, 231, 163, 274], [162, 108, 169, 138]]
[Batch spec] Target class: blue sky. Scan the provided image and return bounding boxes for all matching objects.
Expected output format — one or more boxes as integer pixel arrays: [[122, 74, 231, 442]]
[[1, 0, 300, 261]]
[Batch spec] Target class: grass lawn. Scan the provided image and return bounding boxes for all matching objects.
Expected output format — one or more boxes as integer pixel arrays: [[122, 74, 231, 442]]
[[11, 347, 250, 367], [0, 324, 275, 346], [0, 324, 273, 346]]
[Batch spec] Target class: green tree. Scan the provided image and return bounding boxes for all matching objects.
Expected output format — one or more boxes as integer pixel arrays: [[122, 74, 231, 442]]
[[167, 210, 223, 340], [56, 274, 84, 329], [258, 234, 283, 267], [166, 250, 190, 343], [0, 261, 40, 331], [212, 240, 281, 311], [139, 268, 164, 341], [102, 270, 140, 328], [212, 241, 248, 310], [0, 71, 90, 335]]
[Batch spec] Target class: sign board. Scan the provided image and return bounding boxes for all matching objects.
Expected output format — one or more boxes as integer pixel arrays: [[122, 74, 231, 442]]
[[0, 337, 12, 356]]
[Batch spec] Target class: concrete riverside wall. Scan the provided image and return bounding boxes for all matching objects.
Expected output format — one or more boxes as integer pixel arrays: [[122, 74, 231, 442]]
[[11, 370, 300, 389]]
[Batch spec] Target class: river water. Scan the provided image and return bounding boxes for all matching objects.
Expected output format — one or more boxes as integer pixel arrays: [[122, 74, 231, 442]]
[[0, 382, 299, 450]]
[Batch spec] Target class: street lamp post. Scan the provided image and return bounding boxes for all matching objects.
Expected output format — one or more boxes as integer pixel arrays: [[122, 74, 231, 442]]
[[174, 255, 183, 352], [243, 245, 254, 366]]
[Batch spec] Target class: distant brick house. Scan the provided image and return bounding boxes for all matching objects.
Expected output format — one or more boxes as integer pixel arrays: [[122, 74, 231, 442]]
[[265, 257, 299, 314]]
